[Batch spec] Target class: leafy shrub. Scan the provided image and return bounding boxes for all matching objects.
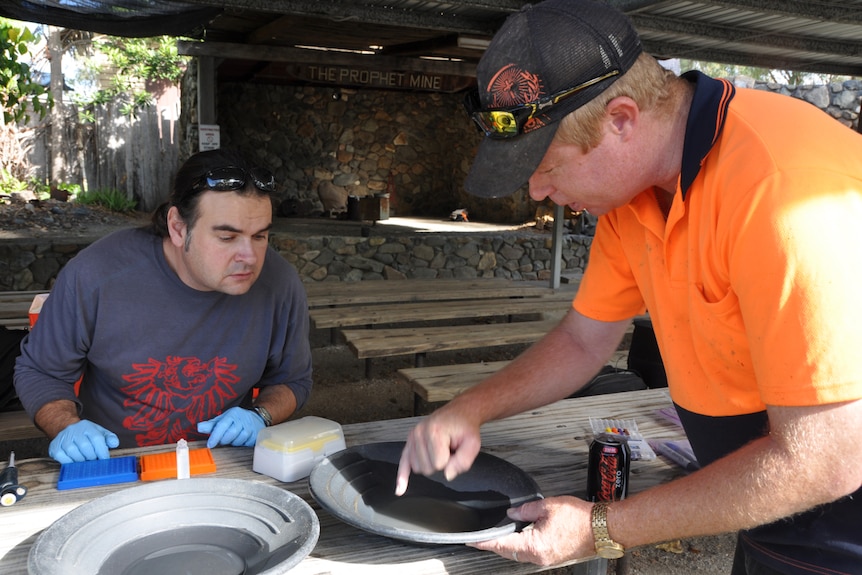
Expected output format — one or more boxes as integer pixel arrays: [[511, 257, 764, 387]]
[[75, 188, 137, 212]]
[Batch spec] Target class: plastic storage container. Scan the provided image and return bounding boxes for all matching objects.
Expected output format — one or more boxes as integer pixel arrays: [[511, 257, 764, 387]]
[[253, 416, 346, 482]]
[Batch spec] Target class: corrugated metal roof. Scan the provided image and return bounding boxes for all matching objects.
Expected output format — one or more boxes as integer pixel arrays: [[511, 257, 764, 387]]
[[5, 0, 862, 77], [627, 0, 862, 75], [189, 0, 862, 78]]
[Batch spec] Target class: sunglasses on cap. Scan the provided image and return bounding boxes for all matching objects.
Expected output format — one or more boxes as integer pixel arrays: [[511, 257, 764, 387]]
[[465, 70, 620, 139], [190, 166, 278, 194]]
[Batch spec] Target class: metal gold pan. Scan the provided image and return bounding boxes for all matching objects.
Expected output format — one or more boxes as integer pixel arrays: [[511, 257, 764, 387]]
[[28, 477, 319, 575], [308, 441, 543, 545]]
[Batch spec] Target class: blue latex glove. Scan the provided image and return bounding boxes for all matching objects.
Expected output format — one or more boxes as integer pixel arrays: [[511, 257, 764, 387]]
[[49, 420, 120, 464], [197, 406, 265, 448]]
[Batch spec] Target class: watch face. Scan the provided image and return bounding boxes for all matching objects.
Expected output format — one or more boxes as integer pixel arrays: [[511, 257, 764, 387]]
[[596, 544, 625, 559]]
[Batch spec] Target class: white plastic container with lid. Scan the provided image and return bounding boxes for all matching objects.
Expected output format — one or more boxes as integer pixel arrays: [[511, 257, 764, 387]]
[[253, 416, 346, 482]]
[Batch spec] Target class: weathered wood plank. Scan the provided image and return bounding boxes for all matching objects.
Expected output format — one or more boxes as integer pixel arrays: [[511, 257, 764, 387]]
[[0, 410, 40, 443], [399, 360, 511, 402], [399, 350, 632, 405], [0, 318, 30, 329], [305, 278, 564, 307], [309, 290, 575, 329], [343, 319, 558, 359], [0, 291, 48, 327]]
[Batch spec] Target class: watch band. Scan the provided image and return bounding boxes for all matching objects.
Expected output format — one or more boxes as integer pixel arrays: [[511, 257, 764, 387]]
[[253, 405, 273, 427], [591, 502, 626, 559]]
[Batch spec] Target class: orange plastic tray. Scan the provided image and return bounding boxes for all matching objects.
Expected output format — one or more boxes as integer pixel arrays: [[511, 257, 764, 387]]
[[139, 447, 217, 481]]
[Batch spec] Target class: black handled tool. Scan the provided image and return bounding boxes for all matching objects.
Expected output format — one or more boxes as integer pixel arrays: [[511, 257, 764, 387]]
[[1, 451, 27, 506]]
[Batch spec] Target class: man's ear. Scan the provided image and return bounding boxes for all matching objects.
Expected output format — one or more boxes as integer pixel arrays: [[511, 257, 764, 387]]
[[166, 206, 187, 247], [605, 96, 639, 140]]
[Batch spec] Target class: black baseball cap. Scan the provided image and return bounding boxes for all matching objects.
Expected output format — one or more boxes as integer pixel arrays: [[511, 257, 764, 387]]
[[464, 0, 642, 198]]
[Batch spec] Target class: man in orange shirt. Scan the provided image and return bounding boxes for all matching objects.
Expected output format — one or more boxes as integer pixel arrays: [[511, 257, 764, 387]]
[[396, 1, 862, 574]]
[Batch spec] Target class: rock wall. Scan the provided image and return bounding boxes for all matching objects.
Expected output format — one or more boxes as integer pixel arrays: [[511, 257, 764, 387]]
[[271, 230, 590, 283], [739, 77, 862, 129], [0, 240, 80, 291], [178, 70, 536, 224], [0, 231, 591, 291], [176, 73, 861, 227]]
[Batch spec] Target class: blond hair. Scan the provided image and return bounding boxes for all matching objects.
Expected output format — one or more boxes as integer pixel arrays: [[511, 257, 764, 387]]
[[555, 53, 677, 151]]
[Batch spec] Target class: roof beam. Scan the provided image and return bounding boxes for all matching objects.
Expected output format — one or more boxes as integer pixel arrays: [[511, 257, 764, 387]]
[[633, 13, 862, 58], [691, 1, 862, 25], [178, 40, 477, 77], [643, 39, 862, 76], [611, 0, 862, 24], [180, 0, 503, 35]]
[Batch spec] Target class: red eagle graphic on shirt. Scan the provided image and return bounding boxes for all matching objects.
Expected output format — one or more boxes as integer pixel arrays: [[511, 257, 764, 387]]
[[120, 355, 241, 446]]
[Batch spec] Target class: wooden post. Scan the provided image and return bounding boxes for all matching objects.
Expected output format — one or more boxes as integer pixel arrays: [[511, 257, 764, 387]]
[[197, 56, 216, 125], [550, 204, 564, 289]]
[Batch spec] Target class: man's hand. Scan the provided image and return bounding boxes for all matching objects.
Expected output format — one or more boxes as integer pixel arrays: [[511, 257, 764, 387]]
[[197, 406, 265, 448], [395, 407, 482, 496], [468, 496, 596, 566], [49, 419, 120, 464]]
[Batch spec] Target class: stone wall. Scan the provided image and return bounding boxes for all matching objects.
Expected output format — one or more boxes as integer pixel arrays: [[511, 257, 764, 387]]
[[0, 240, 80, 292], [0, 231, 591, 291], [176, 73, 861, 228], [738, 76, 861, 129], [271, 230, 590, 283], [179, 68, 536, 225]]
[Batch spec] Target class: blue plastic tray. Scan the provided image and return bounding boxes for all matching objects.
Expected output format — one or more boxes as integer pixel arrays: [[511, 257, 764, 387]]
[[57, 456, 139, 490]]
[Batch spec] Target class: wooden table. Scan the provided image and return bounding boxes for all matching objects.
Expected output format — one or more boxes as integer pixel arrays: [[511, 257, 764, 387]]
[[0, 389, 686, 575]]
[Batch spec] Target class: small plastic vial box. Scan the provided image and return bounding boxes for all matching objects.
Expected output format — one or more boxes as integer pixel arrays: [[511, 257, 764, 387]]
[[253, 416, 346, 482], [57, 456, 139, 490], [589, 417, 656, 460], [139, 447, 216, 481]]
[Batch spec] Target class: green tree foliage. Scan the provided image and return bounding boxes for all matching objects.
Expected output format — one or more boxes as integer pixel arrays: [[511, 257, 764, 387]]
[[98, 35, 186, 83], [0, 19, 51, 123], [77, 35, 187, 118], [680, 59, 838, 85]]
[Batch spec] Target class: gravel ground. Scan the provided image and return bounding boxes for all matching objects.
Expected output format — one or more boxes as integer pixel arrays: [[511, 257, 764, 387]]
[[0, 196, 148, 240]]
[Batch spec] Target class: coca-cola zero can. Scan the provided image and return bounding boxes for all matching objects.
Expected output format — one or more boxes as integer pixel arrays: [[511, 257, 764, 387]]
[[587, 432, 630, 502]]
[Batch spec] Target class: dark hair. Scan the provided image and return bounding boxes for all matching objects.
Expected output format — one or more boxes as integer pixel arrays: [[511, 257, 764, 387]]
[[149, 149, 276, 237]]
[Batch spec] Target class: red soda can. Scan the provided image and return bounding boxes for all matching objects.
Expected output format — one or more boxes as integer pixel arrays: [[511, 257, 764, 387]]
[[587, 433, 630, 502]]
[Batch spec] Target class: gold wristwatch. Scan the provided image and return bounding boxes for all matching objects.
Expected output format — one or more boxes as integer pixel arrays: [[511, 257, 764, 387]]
[[591, 502, 625, 559]]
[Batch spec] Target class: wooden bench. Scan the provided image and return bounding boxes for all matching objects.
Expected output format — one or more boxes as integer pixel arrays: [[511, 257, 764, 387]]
[[309, 290, 575, 330], [0, 410, 47, 458], [305, 278, 557, 308], [306, 278, 573, 344], [342, 318, 558, 377], [0, 318, 31, 329], [398, 360, 512, 413], [0, 290, 47, 328], [397, 350, 631, 414], [0, 410, 41, 442]]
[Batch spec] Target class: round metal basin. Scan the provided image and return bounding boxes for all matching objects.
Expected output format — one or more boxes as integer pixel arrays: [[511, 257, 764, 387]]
[[308, 441, 542, 544], [29, 478, 319, 575]]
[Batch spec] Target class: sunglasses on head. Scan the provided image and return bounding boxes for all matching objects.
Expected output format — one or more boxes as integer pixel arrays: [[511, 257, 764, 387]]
[[465, 70, 620, 139], [191, 166, 278, 194]]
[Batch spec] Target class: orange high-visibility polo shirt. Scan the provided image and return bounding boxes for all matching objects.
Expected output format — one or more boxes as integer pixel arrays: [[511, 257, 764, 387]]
[[574, 72, 862, 417]]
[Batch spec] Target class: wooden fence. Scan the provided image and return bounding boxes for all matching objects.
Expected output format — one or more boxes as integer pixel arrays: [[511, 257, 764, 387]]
[[23, 94, 180, 212]]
